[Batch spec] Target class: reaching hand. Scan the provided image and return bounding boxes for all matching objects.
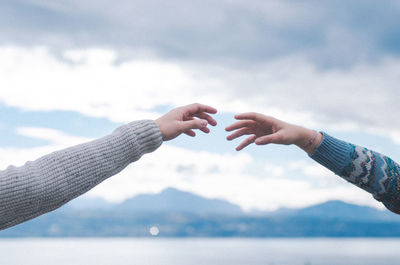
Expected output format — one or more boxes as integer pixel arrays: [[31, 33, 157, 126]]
[[155, 103, 218, 141], [225, 112, 321, 153]]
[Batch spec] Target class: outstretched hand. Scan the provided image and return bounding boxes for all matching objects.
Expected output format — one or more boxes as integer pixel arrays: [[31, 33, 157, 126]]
[[156, 103, 218, 141], [225, 112, 294, 151], [225, 112, 321, 153]]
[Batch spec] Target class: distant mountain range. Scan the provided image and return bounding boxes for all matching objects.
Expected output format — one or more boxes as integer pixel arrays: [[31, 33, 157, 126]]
[[2, 188, 400, 237], [65, 187, 243, 215], [105, 188, 242, 215]]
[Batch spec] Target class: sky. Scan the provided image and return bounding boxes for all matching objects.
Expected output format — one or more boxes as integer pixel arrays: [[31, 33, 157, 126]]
[[1, 0, 400, 211]]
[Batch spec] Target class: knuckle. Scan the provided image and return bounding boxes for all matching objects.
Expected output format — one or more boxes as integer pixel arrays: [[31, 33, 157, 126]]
[[275, 134, 284, 142], [177, 122, 184, 132], [250, 112, 259, 119]]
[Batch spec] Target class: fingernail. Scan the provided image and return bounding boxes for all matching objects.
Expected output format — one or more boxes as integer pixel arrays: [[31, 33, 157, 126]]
[[200, 120, 208, 127]]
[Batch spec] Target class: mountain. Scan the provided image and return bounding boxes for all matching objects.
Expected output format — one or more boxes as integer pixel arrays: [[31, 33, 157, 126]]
[[114, 188, 243, 215], [66, 197, 114, 210], [67, 189, 395, 222], [67, 188, 243, 215], [2, 188, 400, 237], [293, 200, 398, 222]]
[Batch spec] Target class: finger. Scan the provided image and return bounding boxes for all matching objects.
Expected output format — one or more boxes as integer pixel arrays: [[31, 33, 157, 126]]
[[180, 119, 208, 132], [185, 103, 218, 115], [235, 112, 274, 123], [194, 112, 217, 126], [225, 120, 257, 132], [199, 126, 211, 134], [235, 112, 261, 121], [236, 135, 257, 151], [226, 127, 254, 141], [185, 125, 210, 135], [184, 130, 196, 137], [255, 132, 284, 145]]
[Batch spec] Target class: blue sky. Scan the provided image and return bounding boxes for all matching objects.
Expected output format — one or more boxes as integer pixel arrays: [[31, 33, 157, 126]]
[[1, 0, 400, 211]]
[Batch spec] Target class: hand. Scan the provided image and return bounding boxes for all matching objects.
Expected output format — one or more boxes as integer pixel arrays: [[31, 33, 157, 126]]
[[155, 103, 218, 141], [225, 112, 322, 154]]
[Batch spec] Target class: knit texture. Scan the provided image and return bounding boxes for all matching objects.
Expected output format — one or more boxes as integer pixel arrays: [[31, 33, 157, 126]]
[[0, 120, 162, 230], [310, 132, 400, 214]]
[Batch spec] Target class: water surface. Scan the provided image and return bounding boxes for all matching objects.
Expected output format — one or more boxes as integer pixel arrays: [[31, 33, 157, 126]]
[[0, 238, 398, 265]]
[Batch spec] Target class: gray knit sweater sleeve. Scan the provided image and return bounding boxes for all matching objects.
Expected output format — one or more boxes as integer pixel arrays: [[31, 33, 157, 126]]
[[0, 120, 162, 230]]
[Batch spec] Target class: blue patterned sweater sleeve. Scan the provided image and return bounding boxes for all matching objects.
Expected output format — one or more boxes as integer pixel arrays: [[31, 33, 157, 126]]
[[310, 133, 400, 214]]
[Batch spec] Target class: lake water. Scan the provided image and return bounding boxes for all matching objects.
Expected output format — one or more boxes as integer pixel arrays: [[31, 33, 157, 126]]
[[0, 238, 399, 265]]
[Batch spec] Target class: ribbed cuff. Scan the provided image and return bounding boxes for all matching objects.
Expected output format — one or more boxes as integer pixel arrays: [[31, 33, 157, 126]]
[[114, 120, 163, 158], [309, 132, 351, 175]]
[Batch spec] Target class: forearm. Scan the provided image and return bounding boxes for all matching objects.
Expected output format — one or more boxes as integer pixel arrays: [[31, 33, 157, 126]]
[[0, 120, 162, 230], [308, 132, 400, 214]]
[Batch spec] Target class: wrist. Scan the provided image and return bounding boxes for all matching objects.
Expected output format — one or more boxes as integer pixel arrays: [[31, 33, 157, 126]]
[[115, 120, 163, 157], [294, 127, 322, 155], [154, 118, 167, 141], [154, 118, 162, 132]]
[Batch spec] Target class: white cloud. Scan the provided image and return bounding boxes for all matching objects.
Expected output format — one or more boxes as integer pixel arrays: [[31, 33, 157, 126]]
[[1, 45, 400, 141], [288, 160, 333, 178], [264, 163, 285, 177], [0, 127, 91, 170], [16, 127, 91, 146], [288, 160, 344, 188], [0, 46, 198, 121]]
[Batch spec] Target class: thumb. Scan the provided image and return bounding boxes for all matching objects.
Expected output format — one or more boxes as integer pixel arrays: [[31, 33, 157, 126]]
[[180, 119, 208, 132]]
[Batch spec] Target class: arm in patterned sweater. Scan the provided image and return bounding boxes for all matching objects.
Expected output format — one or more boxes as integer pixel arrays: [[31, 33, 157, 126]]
[[226, 112, 400, 214], [0, 103, 217, 230], [310, 133, 400, 214]]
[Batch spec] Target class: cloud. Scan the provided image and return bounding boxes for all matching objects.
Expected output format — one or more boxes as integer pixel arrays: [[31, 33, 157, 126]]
[[0, 46, 186, 121], [1, 0, 400, 66], [288, 160, 344, 188], [16, 127, 91, 146], [0, 126, 91, 170], [1, 46, 400, 142], [264, 163, 285, 177]]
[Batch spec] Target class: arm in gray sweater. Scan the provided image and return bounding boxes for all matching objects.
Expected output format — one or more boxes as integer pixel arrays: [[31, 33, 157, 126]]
[[0, 120, 162, 230]]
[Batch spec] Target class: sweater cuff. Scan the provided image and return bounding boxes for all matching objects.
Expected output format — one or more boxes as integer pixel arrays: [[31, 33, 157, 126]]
[[114, 120, 163, 159], [309, 132, 351, 175]]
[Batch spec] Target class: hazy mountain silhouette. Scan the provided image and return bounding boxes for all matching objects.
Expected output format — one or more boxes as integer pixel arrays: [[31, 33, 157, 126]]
[[113, 187, 243, 215], [293, 200, 398, 221], [2, 188, 400, 237], [68, 188, 242, 215]]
